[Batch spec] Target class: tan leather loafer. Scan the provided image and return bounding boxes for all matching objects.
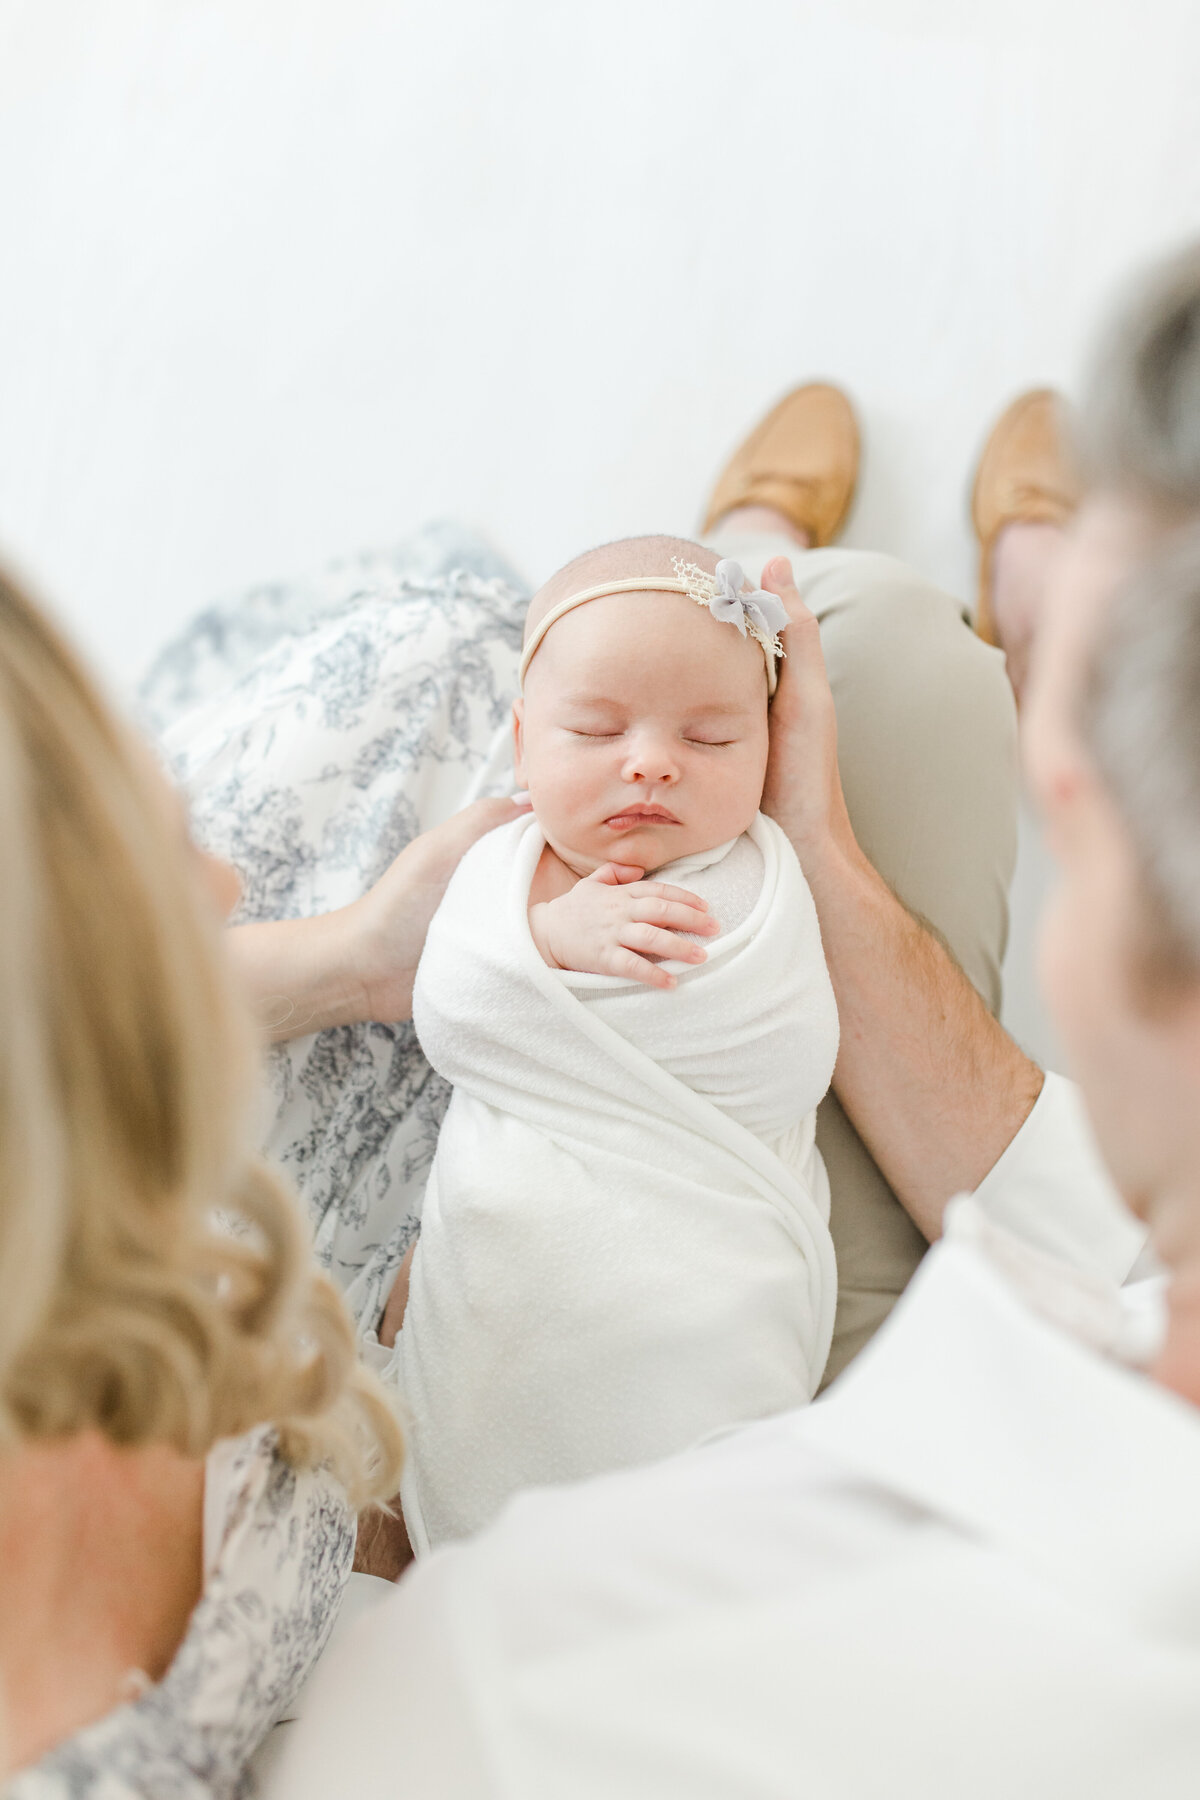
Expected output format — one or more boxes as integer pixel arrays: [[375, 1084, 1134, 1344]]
[[971, 388, 1081, 646], [702, 382, 860, 546]]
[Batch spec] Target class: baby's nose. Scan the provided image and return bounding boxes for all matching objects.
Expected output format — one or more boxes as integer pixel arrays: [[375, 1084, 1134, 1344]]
[[623, 732, 680, 783]]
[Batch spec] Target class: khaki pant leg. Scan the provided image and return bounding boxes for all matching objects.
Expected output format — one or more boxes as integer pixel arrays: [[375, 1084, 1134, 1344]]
[[704, 532, 1020, 1382]]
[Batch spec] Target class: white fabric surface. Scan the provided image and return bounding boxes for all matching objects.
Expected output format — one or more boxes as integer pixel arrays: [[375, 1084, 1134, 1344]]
[[388, 809, 839, 1550], [266, 1074, 1200, 1800], [247, 1572, 397, 1788]]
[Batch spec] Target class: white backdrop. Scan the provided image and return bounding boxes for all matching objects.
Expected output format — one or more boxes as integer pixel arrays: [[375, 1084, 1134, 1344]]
[[2, 0, 1198, 1066]]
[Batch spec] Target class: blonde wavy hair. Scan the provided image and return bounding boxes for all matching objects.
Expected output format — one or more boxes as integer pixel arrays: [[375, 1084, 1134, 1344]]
[[0, 565, 403, 1507]]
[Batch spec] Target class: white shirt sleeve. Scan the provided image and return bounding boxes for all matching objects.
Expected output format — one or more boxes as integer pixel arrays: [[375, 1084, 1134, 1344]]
[[970, 1070, 1146, 1282]]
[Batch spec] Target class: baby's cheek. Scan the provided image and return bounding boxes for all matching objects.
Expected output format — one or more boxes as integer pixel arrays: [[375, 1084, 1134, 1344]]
[[721, 743, 771, 826], [529, 762, 603, 858]]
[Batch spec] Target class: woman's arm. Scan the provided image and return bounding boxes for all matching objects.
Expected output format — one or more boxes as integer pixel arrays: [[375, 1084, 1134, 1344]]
[[226, 797, 531, 1041], [759, 559, 1043, 1240]]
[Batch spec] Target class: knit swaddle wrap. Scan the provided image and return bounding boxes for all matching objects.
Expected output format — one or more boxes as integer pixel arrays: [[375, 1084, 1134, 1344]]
[[396, 810, 839, 1550]]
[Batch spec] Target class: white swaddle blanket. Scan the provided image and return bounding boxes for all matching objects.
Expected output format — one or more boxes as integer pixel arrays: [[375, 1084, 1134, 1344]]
[[393, 809, 840, 1550]]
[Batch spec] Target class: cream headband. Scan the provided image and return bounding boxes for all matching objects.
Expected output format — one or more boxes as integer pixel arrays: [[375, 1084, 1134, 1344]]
[[518, 557, 790, 695]]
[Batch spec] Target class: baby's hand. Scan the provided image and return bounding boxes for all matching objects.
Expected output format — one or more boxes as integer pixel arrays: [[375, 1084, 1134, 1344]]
[[530, 862, 718, 990]]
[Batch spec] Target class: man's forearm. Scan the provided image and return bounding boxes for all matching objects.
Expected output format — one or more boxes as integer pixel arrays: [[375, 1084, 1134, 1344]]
[[808, 836, 1044, 1239], [755, 558, 1042, 1237]]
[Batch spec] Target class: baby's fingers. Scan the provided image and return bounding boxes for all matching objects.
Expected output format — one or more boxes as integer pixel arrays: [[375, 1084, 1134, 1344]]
[[620, 922, 708, 965], [635, 880, 709, 909], [589, 861, 646, 887], [609, 947, 679, 990], [631, 895, 719, 936], [633, 881, 713, 916]]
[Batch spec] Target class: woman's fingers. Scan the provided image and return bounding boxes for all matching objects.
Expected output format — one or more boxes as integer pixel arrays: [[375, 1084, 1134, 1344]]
[[404, 795, 531, 888], [351, 795, 534, 1025], [445, 794, 532, 853]]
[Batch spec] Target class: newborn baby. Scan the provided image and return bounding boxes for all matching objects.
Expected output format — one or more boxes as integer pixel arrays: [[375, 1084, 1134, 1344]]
[[392, 535, 840, 1552]]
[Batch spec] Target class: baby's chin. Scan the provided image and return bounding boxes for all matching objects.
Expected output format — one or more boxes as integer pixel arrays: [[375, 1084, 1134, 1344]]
[[545, 820, 733, 878]]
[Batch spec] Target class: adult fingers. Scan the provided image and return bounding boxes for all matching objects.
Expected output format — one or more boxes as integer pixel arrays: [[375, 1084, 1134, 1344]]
[[759, 555, 844, 857], [760, 556, 836, 719], [760, 554, 808, 621], [434, 794, 534, 863]]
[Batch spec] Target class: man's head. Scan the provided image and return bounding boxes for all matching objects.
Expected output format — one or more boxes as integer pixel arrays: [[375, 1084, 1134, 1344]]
[[1024, 245, 1200, 1393], [514, 536, 771, 877]]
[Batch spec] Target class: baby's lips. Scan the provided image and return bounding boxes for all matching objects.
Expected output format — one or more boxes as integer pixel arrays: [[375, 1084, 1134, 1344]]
[[604, 807, 683, 827]]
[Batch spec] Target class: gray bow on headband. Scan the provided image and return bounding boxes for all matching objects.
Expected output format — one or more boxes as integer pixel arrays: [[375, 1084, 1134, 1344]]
[[708, 560, 791, 641]]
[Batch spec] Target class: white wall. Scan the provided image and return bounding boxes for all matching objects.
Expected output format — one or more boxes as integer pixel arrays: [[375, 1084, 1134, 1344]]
[[1, 0, 1197, 1067]]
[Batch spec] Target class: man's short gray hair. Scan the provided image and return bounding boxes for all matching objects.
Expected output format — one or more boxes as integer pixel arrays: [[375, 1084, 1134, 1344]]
[[1079, 242, 1200, 980], [1080, 243, 1200, 509]]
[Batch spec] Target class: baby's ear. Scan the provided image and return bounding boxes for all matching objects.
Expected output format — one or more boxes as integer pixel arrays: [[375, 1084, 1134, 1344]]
[[512, 698, 526, 784]]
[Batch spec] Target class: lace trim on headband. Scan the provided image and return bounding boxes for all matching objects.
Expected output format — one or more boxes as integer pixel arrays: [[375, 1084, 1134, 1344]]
[[671, 558, 789, 662]]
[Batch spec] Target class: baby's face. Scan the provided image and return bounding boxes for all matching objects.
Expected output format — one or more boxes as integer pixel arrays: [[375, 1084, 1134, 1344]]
[[515, 589, 770, 877]]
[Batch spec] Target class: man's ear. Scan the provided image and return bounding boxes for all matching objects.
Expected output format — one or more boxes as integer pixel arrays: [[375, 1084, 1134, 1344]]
[[512, 698, 526, 785]]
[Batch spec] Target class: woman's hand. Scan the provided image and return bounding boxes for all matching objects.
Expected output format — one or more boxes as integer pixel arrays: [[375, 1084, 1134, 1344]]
[[528, 863, 717, 990], [349, 796, 533, 1024], [227, 794, 531, 1040], [759, 556, 860, 876]]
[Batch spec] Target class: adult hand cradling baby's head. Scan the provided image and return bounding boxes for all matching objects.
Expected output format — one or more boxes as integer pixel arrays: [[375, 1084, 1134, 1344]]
[[514, 535, 772, 879], [757, 555, 857, 870]]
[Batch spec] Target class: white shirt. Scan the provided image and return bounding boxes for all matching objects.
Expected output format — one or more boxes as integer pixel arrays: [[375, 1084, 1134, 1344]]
[[269, 1075, 1200, 1799]]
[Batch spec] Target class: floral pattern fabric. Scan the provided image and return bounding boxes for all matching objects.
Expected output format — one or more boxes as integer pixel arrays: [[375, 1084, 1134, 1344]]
[[150, 523, 525, 1334]]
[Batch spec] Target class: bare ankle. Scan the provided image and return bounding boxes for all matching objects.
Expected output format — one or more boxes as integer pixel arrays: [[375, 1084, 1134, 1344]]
[[711, 505, 812, 550], [990, 521, 1067, 705]]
